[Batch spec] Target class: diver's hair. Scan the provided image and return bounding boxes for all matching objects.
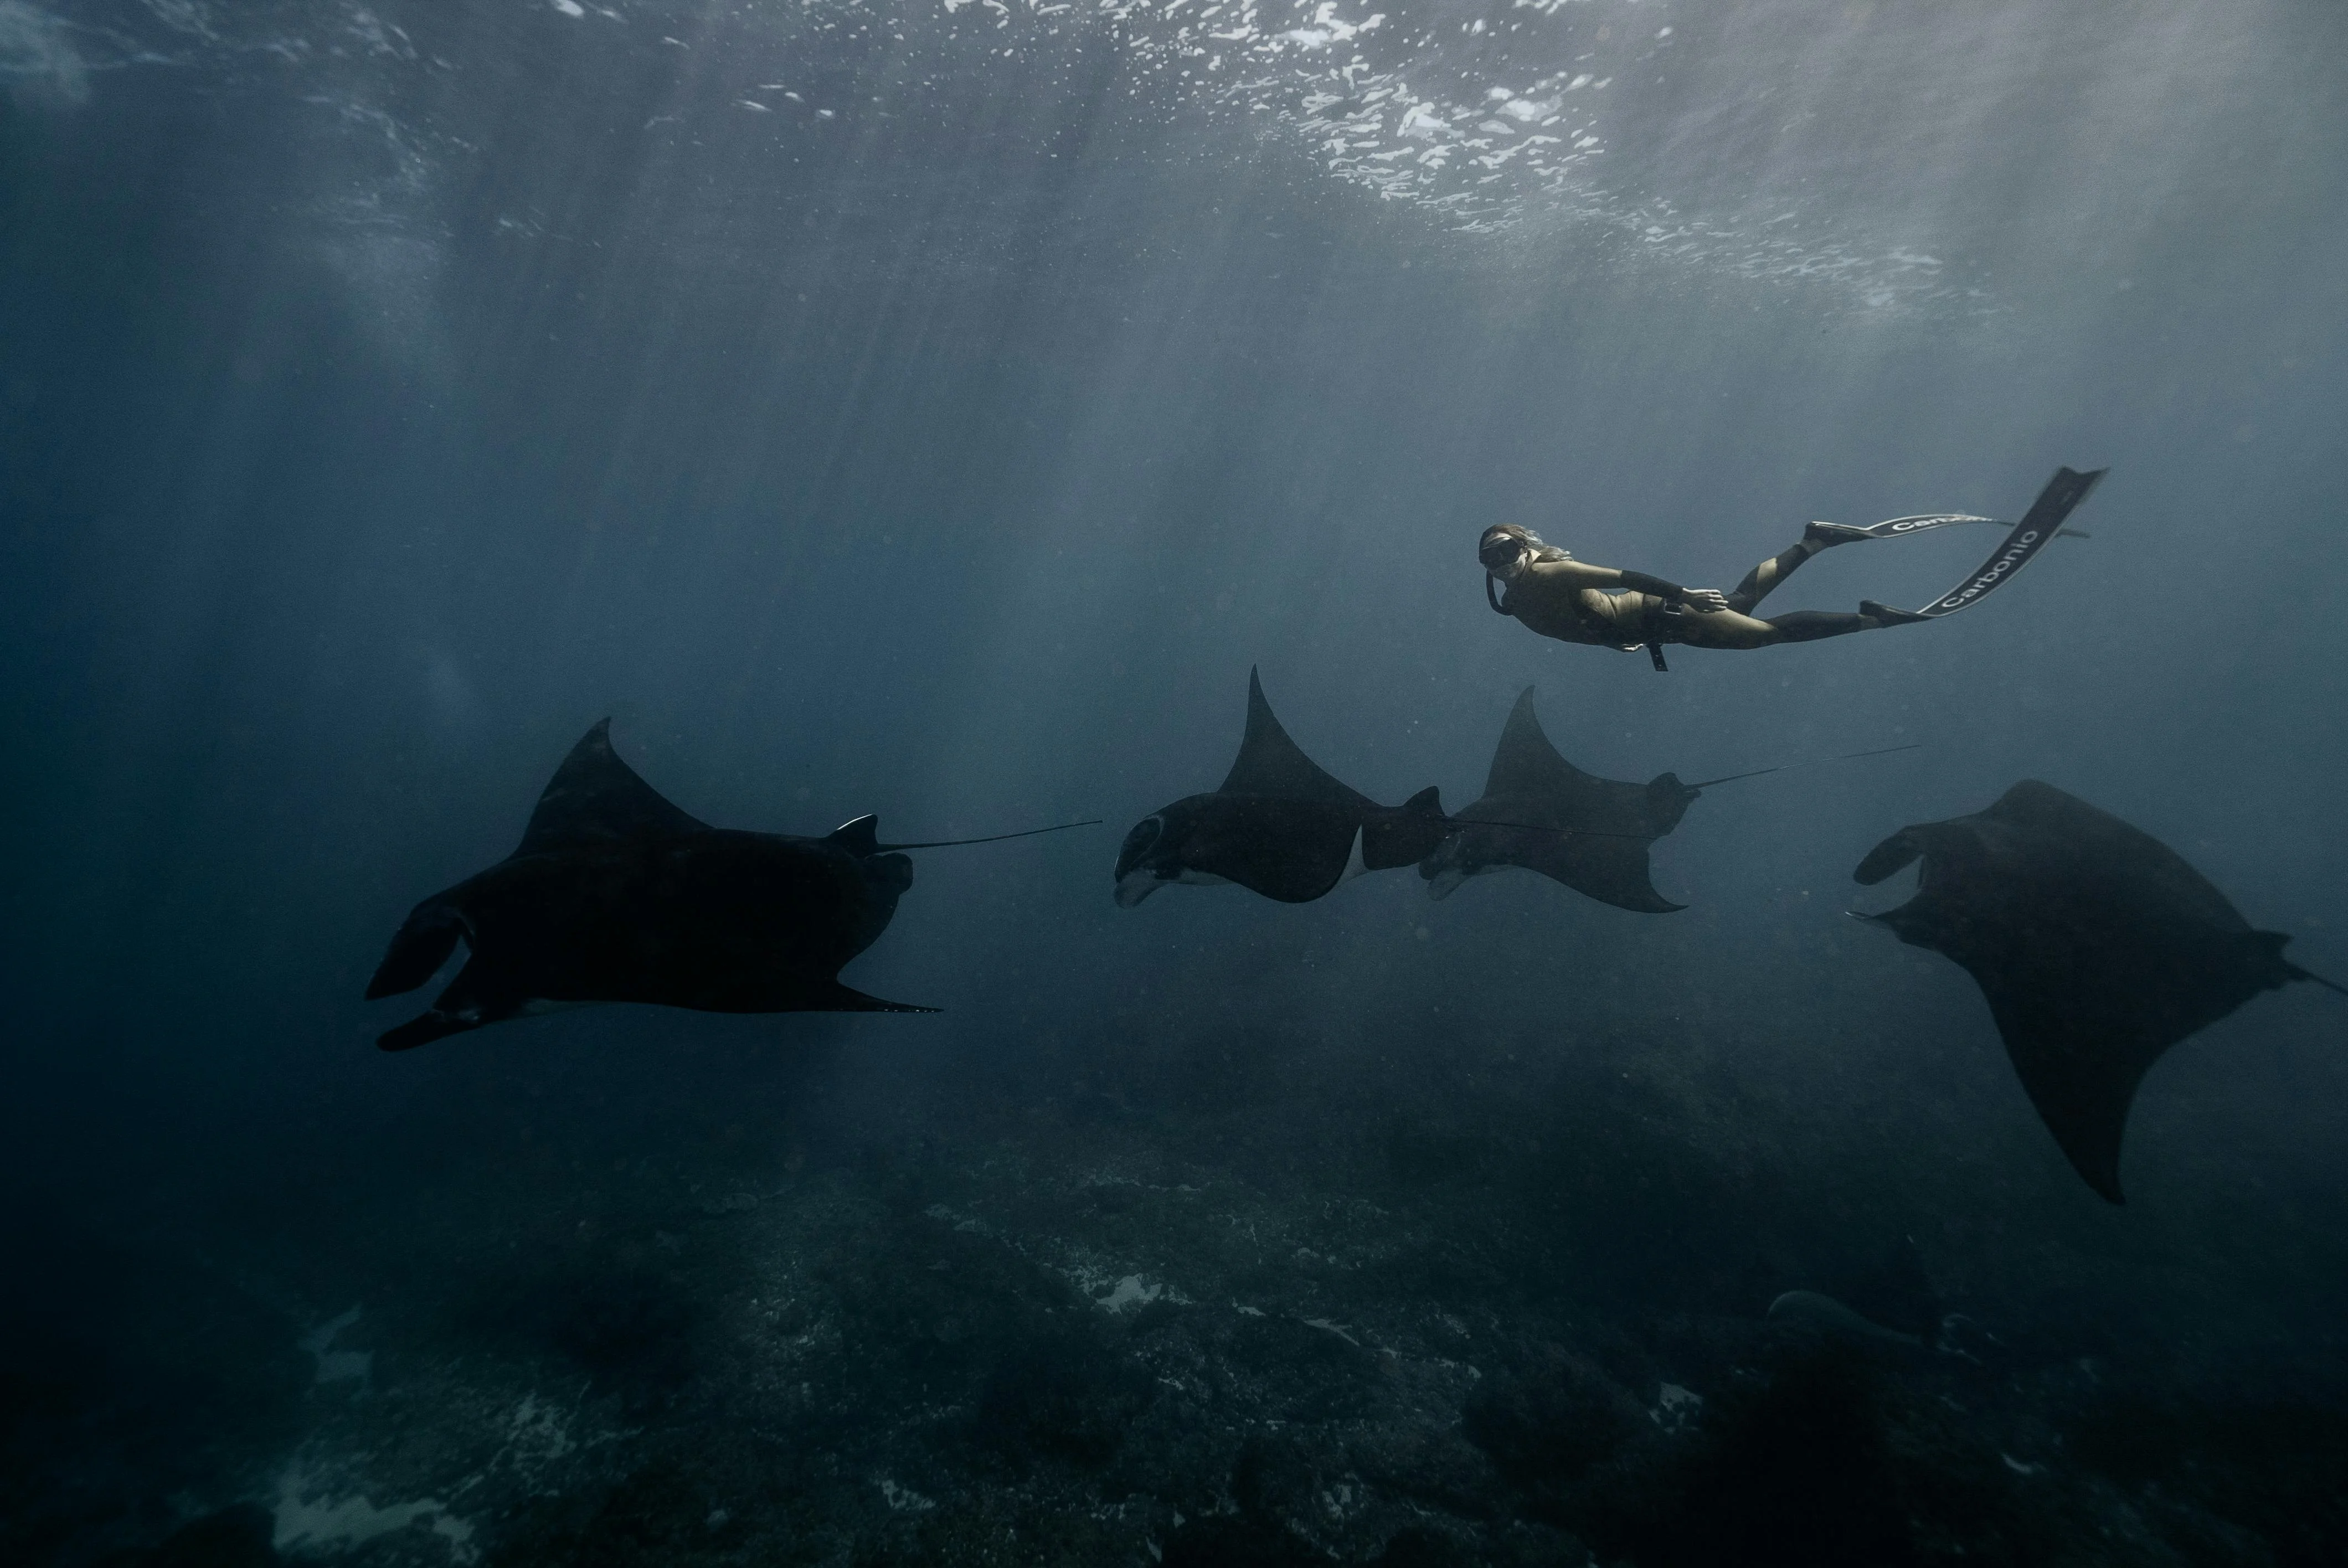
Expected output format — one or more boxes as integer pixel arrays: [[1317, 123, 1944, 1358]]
[[1479, 523, 1570, 572]]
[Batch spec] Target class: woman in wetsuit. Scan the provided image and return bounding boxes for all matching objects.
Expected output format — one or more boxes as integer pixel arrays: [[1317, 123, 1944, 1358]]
[[1479, 520, 1927, 655]]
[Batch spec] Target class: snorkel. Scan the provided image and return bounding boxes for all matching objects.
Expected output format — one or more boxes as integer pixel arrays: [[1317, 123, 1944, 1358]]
[[1480, 524, 1563, 613], [1478, 524, 1542, 579]]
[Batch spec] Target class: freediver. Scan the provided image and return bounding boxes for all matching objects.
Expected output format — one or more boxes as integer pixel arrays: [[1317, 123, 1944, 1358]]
[[1479, 519, 1928, 664]]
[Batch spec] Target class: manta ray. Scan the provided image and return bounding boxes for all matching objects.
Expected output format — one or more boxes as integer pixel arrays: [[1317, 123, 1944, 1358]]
[[1417, 687, 1696, 913], [1853, 779, 2345, 1202], [366, 720, 1084, 1050], [1114, 669, 1448, 906]]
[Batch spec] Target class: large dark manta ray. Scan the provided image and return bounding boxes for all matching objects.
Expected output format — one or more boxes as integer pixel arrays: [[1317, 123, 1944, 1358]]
[[1418, 687, 1696, 913], [1114, 669, 1448, 905], [366, 720, 1078, 1050], [1853, 779, 2345, 1202]]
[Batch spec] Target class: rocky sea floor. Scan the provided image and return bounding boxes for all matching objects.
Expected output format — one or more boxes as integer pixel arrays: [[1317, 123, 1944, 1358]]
[[9, 1011, 2347, 1568]]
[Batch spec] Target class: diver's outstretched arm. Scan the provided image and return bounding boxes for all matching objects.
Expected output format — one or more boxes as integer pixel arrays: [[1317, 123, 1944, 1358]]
[[1522, 558, 1697, 604]]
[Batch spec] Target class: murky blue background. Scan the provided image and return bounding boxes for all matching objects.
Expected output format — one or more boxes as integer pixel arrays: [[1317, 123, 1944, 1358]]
[[4, 1, 2345, 1561]]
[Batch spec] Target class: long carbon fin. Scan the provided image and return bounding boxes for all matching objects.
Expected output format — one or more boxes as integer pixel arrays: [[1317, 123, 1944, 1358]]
[[1909, 467, 2105, 619]]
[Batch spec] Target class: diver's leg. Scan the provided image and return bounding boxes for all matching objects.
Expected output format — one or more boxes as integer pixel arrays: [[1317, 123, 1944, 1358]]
[[1669, 609, 1786, 649], [1762, 601, 1929, 642], [1726, 522, 1871, 614], [1726, 545, 1814, 615], [1672, 601, 1916, 649], [1759, 610, 1869, 643]]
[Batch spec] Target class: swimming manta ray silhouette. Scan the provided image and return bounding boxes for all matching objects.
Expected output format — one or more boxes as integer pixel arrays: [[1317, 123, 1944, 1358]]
[[365, 720, 1091, 1050], [1114, 669, 1449, 906], [1852, 779, 2345, 1202]]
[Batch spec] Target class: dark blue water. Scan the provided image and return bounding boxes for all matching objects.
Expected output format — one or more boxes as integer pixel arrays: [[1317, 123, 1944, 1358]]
[[5, 2, 2346, 1562]]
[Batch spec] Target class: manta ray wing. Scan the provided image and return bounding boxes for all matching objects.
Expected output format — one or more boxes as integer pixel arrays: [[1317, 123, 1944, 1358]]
[[1488, 690, 1695, 842], [1437, 689, 1693, 912], [1857, 780, 2305, 1201], [1511, 823, 1687, 914], [1186, 797, 1366, 903], [823, 982, 941, 1014], [1968, 941, 2280, 1204], [368, 724, 945, 1048], [513, 718, 710, 858], [1482, 687, 1609, 803], [1216, 669, 1371, 808]]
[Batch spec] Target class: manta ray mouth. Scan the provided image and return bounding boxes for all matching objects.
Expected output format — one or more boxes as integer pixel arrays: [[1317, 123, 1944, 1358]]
[[1422, 865, 1469, 901], [1114, 869, 1164, 907]]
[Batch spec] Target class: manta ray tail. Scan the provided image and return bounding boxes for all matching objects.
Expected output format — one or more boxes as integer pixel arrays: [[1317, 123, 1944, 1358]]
[[365, 904, 466, 999], [1363, 785, 1448, 870], [1686, 744, 1922, 793], [2287, 964, 2348, 1000], [882, 822, 1101, 852], [830, 812, 1099, 853]]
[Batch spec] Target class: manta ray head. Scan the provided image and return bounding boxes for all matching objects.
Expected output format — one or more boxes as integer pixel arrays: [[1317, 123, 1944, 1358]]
[[1113, 801, 1232, 906], [1416, 828, 1490, 901], [861, 849, 914, 897], [1114, 812, 1175, 906], [1422, 863, 1470, 901], [840, 848, 914, 954]]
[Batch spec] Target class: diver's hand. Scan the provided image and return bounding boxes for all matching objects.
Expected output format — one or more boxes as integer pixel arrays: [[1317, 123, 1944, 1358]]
[[1678, 588, 1729, 613]]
